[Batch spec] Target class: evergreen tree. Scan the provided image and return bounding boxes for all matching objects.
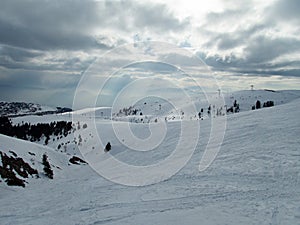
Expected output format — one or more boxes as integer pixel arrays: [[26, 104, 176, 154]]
[[256, 100, 261, 109], [105, 142, 111, 152], [42, 154, 53, 179]]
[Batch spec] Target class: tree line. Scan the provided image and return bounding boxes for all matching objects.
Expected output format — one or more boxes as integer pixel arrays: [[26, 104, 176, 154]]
[[0, 116, 73, 143]]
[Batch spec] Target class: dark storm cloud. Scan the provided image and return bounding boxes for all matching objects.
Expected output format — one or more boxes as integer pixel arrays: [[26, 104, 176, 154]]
[[243, 36, 300, 64], [199, 51, 300, 78], [204, 24, 267, 50], [0, 47, 95, 72], [0, 66, 80, 106], [0, 0, 189, 51], [0, 67, 80, 89], [0, 0, 190, 106], [200, 0, 300, 78], [0, 0, 112, 50], [0, 45, 42, 62]]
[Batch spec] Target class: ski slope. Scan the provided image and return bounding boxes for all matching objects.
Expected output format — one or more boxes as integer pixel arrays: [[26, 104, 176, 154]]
[[0, 91, 300, 224], [0, 134, 69, 183], [66, 89, 300, 123]]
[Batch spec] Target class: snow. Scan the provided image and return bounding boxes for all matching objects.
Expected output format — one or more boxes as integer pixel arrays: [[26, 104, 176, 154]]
[[0, 90, 300, 224], [67, 107, 112, 119], [112, 89, 300, 123], [0, 134, 68, 180], [0, 101, 56, 116], [11, 113, 72, 125]]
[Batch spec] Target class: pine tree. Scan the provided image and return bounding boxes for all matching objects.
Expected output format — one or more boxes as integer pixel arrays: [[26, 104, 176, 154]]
[[256, 100, 261, 109], [105, 142, 111, 152], [42, 154, 53, 179]]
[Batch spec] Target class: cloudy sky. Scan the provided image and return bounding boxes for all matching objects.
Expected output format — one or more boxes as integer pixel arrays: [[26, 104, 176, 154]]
[[0, 0, 299, 107]]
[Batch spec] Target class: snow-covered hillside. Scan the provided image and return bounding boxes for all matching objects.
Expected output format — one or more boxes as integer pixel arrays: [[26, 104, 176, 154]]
[[70, 107, 111, 116], [0, 134, 69, 188], [223, 89, 300, 110], [0, 102, 56, 117], [110, 89, 300, 122], [0, 90, 299, 224]]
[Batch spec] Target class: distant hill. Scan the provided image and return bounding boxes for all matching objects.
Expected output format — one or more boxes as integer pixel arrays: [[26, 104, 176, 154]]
[[109, 89, 300, 122], [0, 101, 73, 117], [0, 102, 54, 116]]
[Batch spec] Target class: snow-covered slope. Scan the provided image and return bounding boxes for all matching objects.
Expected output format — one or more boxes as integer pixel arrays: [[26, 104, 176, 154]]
[[0, 134, 69, 185], [0, 93, 299, 224], [67, 107, 112, 119], [223, 89, 300, 111], [111, 89, 300, 122], [0, 102, 55, 116]]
